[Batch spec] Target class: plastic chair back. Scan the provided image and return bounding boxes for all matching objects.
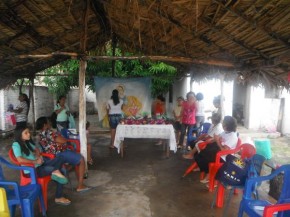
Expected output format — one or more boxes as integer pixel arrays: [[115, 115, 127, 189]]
[[238, 164, 290, 217], [240, 143, 256, 160], [200, 122, 211, 135], [0, 156, 46, 217], [187, 122, 211, 145], [8, 148, 51, 210]]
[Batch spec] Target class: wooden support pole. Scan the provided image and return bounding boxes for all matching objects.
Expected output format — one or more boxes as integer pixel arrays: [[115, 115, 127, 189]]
[[220, 73, 225, 120], [78, 0, 89, 168], [29, 76, 36, 133]]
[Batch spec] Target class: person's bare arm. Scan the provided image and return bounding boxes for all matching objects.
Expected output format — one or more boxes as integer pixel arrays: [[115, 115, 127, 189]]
[[12, 107, 23, 113], [16, 155, 43, 165], [55, 106, 65, 114]]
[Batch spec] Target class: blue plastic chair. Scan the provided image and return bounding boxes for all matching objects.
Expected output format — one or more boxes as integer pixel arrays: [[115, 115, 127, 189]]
[[238, 164, 290, 217], [186, 122, 211, 146], [212, 153, 265, 217], [0, 156, 46, 217]]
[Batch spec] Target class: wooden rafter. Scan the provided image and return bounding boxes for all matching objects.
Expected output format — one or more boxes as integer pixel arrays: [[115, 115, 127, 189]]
[[213, 0, 290, 48]]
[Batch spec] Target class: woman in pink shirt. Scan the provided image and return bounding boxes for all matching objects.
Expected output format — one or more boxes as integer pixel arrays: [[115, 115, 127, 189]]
[[177, 92, 197, 149]]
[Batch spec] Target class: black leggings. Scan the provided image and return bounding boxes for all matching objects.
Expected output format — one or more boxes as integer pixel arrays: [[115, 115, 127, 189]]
[[194, 142, 223, 173]]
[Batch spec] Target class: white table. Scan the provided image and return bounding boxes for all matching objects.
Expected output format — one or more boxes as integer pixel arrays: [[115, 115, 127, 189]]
[[114, 124, 177, 158]]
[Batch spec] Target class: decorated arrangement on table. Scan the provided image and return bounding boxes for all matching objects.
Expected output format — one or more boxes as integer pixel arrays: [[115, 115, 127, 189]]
[[120, 114, 173, 125]]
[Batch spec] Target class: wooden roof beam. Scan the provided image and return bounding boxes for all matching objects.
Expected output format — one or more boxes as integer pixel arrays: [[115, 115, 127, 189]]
[[213, 0, 290, 48], [0, 2, 84, 46]]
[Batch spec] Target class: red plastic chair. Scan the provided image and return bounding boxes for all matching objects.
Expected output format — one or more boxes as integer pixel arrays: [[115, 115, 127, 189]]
[[263, 203, 290, 217], [207, 138, 242, 192], [214, 143, 257, 208], [8, 149, 54, 210]]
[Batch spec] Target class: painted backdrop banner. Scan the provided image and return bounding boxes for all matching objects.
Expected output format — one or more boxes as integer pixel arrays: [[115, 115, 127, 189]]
[[94, 77, 151, 128]]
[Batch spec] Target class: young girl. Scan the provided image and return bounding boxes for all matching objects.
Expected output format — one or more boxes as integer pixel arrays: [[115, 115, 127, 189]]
[[194, 116, 238, 183], [12, 126, 71, 205], [36, 116, 90, 192]]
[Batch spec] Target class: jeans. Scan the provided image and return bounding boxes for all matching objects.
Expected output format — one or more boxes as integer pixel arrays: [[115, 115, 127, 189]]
[[57, 150, 82, 166], [36, 155, 65, 198], [108, 114, 122, 129], [57, 121, 69, 132]]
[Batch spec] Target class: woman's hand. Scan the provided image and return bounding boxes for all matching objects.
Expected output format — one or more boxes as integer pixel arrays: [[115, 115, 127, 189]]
[[34, 157, 44, 165]]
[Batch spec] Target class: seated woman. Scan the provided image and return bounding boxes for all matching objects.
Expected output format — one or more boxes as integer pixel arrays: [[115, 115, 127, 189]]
[[12, 126, 71, 205], [36, 116, 90, 192], [194, 116, 238, 183], [182, 113, 224, 159]]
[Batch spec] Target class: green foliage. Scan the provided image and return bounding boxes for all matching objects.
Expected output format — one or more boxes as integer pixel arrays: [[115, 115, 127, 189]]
[[40, 47, 177, 97]]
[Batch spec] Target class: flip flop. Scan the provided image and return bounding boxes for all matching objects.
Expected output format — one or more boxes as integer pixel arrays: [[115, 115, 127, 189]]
[[76, 186, 91, 193], [55, 197, 71, 206], [51, 174, 68, 185]]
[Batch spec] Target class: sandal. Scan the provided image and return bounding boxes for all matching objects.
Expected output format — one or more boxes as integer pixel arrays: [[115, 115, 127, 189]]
[[76, 186, 91, 193], [51, 173, 68, 185], [55, 197, 71, 206]]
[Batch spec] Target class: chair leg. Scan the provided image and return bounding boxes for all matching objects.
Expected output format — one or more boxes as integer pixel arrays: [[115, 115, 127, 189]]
[[237, 203, 244, 217], [22, 200, 34, 217], [38, 190, 47, 217], [182, 162, 198, 178], [211, 185, 218, 209], [216, 183, 225, 208], [8, 204, 16, 217], [222, 188, 235, 217]]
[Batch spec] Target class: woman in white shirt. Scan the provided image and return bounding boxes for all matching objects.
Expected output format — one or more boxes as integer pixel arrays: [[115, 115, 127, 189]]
[[195, 116, 238, 183], [107, 89, 123, 148]]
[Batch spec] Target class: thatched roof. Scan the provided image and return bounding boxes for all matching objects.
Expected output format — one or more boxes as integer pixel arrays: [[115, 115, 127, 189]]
[[0, 0, 290, 89]]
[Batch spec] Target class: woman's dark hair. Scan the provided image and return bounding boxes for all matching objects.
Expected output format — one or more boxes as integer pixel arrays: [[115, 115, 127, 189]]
[[111, 89, 120, 105], [211, 113, 221, 125], [57, 95, 66, 104], [157, 95, 165, 102], [21, 93, 30, 114], [14, 126, 35, 156], [222, 116, 237, 132], [196, 92, 204, 101], [36, 116, 49, 130]]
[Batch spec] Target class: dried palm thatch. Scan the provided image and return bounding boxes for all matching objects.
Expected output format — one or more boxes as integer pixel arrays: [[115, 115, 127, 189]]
[[0, 0, 289, 89]]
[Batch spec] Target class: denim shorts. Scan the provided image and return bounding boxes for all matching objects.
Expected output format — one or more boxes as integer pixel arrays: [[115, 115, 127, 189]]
[[109, 114, 122, 129], [56, 150, 82, 166]]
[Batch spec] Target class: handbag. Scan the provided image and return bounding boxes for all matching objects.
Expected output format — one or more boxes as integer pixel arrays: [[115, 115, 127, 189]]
[[68, 114, 76, 129], [215, 154, 250, 186]]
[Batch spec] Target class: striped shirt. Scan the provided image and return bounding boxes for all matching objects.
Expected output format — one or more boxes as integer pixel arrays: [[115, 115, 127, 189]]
[[15, 101, 28, 122]]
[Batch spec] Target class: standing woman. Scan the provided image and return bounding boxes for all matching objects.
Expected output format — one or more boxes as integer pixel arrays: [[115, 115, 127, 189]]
[[11, 93, 29, 128], [153, 95, 166, 118], [107, 89, 123, 149], [177, 91, 197, 149], [54, 95, 70, 132]]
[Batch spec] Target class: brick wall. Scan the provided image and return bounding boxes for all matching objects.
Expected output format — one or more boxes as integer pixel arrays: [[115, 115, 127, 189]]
[[0, 86, 97, 130]]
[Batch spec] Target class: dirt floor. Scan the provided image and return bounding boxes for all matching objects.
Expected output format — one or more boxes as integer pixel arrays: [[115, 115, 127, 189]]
[[1, 120, 290, 217]]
